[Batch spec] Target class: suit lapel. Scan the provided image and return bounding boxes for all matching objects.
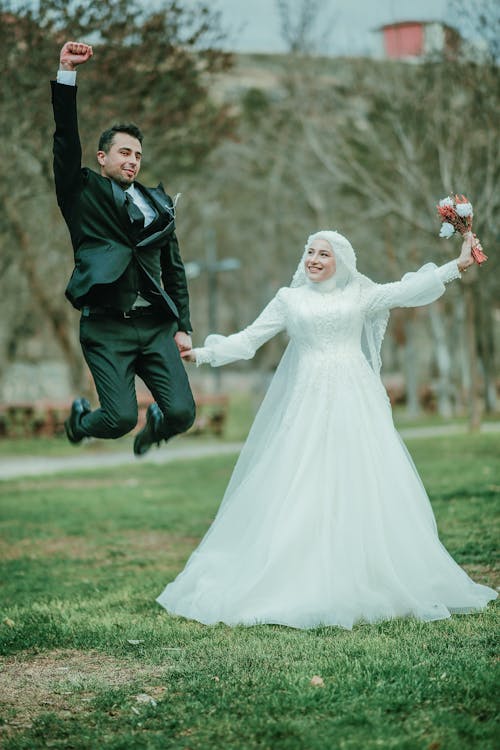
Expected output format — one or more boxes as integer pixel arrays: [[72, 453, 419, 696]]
[[110, 178, 126, 209], [143, 183, 176, 221], [109, 179, 132, 229]]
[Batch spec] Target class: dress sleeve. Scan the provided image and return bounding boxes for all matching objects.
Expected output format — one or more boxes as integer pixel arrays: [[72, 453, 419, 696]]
[[365, 260, 461, 315], [195, 289, 287, 367]]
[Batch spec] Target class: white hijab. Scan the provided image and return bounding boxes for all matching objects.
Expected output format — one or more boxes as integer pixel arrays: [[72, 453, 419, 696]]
[[290, 230, 389, 376]]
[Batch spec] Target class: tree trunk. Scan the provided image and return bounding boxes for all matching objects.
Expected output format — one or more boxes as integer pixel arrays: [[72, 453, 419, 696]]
[[453, 293, 469, 414], [428, 303, 453, 418], [475, 285, 498, 413], [462, 270, 482, 431], [403, 310, 420, 417], [5, 198, 85, 392]]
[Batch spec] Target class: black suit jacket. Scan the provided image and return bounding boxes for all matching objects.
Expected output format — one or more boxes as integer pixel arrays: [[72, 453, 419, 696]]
[[51, 81, 192, 331]]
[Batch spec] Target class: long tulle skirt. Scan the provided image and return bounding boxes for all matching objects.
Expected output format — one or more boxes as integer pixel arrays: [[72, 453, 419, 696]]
[[157, 347, 497, 629]]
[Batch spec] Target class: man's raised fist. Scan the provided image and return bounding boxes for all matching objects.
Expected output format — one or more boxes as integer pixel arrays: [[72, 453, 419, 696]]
[[59, 41, 93, 71]]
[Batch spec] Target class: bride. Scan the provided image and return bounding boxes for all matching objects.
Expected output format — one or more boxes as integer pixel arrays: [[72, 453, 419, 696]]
[[156, 230, 497, 629]]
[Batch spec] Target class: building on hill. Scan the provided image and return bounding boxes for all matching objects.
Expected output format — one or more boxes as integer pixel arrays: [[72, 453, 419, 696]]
[[374, 20, 462, 60]]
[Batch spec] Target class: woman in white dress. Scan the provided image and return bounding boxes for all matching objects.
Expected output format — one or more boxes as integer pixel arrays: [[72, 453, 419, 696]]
[[156, 230, 497, 629]]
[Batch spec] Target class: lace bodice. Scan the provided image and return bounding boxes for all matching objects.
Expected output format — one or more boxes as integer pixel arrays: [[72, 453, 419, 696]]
[[195, 260, 460, 367]]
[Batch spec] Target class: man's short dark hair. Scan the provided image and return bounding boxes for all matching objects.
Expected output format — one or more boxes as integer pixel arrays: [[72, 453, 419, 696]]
[[98, 124, 144, 153]]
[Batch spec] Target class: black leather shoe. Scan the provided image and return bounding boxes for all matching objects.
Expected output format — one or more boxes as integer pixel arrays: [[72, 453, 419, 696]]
[[64, 398, 91, 444], [134, 403, 163, 457]]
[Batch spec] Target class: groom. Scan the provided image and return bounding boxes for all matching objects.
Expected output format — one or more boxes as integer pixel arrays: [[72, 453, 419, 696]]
[[52, 41, 195, 456]]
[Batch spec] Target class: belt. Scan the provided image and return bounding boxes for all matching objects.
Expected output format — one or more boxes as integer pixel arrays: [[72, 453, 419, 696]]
[[82, 305, 158, 319]]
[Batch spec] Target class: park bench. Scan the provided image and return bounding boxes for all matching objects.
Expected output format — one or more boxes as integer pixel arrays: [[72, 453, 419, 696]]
[[0, 393, 229, 439], [0, 400, 69, 438]]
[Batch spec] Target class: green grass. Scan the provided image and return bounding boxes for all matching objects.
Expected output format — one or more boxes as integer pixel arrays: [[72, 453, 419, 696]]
[[0, 434, 498, 749], [392, 407, 500, 429]]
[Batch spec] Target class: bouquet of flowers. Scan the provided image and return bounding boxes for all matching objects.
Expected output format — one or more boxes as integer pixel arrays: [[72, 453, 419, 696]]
[[437, 194, 488, 265]]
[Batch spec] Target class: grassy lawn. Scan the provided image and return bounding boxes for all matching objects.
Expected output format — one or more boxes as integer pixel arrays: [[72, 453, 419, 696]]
[[0, 433, 498, 749]]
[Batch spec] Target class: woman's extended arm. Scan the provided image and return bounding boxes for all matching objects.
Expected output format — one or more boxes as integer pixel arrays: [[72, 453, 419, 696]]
[[182, 289, 288, 367], [365, 233, 475, 315]]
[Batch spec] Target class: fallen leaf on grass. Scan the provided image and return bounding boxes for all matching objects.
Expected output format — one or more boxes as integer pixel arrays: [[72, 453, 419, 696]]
[[3, 618, 15, 628], [310, 675, 325, 687], [144, 686, 167, 699], [135, 693, 157, 707]]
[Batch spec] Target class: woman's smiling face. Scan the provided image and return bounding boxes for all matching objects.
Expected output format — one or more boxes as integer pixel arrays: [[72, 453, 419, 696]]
[[304, 238, 336, 282]]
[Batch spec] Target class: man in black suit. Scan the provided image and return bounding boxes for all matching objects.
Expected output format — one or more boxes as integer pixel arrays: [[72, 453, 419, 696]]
[[52, 41, 195, 456]]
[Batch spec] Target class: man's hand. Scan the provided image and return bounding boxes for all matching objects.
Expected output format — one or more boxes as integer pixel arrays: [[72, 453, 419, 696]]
[[174, 331, 193, 354], [59, 41, 93, 71]]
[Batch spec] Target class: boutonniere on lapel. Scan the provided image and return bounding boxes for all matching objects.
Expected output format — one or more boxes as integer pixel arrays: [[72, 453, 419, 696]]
[[167, 192, 181, 219]]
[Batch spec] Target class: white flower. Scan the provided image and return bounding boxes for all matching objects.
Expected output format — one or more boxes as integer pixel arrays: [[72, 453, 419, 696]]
[[439, 222, 455, 238], [439, 197, 454, 208], [456, 202, 473, 217]]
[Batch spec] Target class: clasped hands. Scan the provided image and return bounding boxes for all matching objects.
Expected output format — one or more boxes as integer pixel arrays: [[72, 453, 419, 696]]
[[176, 335, 196, 362], [180, 349, 197, 363]]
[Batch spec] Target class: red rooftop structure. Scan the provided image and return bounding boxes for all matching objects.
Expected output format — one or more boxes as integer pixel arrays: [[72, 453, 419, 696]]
[[376, 21, 461, 60]]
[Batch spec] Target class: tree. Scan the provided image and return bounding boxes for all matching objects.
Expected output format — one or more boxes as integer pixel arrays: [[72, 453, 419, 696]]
[[276, 0, 335, 54]]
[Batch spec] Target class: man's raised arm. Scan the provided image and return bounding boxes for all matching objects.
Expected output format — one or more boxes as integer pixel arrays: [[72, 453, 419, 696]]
[[51, 41, 93, 210]]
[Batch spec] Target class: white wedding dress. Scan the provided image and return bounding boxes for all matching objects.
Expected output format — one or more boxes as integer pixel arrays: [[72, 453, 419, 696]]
[[157, 252, 496, 629]]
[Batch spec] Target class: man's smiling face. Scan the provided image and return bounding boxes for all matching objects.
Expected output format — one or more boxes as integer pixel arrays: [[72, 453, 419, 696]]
[[97, 132, 142, 187]]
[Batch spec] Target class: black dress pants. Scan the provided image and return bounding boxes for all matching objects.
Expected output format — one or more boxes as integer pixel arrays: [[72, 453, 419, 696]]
[[79, 313, 195, 440]]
